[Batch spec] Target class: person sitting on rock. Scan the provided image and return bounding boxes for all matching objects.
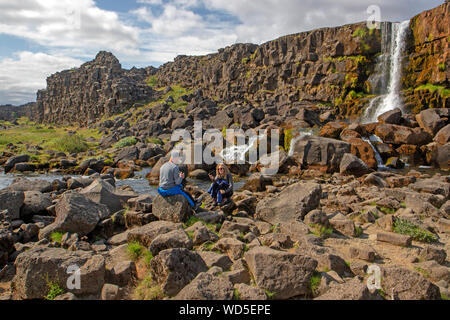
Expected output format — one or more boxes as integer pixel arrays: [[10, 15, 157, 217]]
[[208, 163, 234, 207], [158, 150, 200, 210]]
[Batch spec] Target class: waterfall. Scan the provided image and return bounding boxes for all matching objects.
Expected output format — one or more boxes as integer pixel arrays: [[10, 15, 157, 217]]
[[362, 135, 387, 169], [362, 20, 410, 123]]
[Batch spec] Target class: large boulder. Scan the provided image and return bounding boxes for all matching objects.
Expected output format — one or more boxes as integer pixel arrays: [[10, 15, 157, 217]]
[[375, 124, 432, 146], [39, 193, 109, 239], [254, 149, 294, 175], [198, 251, 233, 271], [209, 110, 233, 129], [80, 179, 136, 215], [244, 247, 317, 299], [115, 146, 139, 162], [434, 124, 450, 146], [152, 194, 192, 223], [0, 190, 24, 221], [378, 108, 402, 125], [0, 229, 14, 266], [150, 248, 208, 297], [175, 272, 234, 300], [234, 283, 268, 300], [127, 221, 183, 247], [255, 182, 322, 224], [315, 277, 382, 300], [329, 213, 356, 237], [20, 191, 52, 221], [241, 173, 273, 192], [127, 195, 153, 213], [290, 136, 351, 172], [139, 144, 164, 161], [380, 266, 441, 300], [319, 121, 347, 139], [434, 143, 450, 170], [12, 247, 105, 299], [4, 154, 30, 173], [339, 153, 371, 177], [67, 177, 94, 190], [416, 108, 448, 136], [7, 178, 53, 193], [149, 229, 193, 256], [410, 178, 449, 199], [214, 238, 246, 261], [186, 222, 219, 245]]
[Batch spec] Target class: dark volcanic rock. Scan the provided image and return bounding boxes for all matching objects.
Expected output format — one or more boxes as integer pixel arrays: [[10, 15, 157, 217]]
[[256, 181, 322, 224], [34, 51, 156, 125]]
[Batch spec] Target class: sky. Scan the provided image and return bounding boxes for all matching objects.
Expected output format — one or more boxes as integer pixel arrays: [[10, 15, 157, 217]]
[[0, 0, 444, 105]]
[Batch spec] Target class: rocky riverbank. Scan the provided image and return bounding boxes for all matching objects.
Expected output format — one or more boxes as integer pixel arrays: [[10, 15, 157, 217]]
[[0, 1, 448, 302], [0, 138, 449, 300]]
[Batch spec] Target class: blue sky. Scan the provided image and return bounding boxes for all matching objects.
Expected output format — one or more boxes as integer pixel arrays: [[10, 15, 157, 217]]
[[0, 0, 444, 105]]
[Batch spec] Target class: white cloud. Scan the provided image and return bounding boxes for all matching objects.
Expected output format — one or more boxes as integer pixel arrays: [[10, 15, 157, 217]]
[[202, 0, 443, 43], [137, 0, 163, 5], [0, 51, 82, 104], [134, 4, 205, 37], [0, 0, 141, 56]]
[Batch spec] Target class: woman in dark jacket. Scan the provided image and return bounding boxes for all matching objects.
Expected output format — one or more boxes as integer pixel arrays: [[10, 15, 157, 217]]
[[208, 164, 234, 206]]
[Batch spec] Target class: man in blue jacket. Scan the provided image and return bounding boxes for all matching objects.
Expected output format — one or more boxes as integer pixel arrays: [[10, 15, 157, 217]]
[[158, 150, 199, 210]]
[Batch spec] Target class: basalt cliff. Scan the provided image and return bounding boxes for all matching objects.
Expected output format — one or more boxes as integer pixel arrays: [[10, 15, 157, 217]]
[[22, 2, 449, 126]]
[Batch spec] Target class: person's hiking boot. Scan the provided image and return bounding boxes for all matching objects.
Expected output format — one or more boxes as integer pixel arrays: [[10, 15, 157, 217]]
[[193, 200, 202, 212]]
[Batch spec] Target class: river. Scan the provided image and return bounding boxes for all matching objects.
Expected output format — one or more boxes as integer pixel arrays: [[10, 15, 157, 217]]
[[0, 167, 247, 196]]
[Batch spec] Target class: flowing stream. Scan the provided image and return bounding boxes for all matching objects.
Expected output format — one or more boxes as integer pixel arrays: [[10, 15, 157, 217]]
[[362, 135, 388, 169], [0, 167, 246, 195]]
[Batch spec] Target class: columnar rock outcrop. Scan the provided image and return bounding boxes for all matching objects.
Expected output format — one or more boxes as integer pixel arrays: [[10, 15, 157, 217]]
[[34, 51, 156, 126], [0, 103, 35, 122], [26, 4, 448, 126], [155, 22, 382, 114], [403, 2, 450, 112]]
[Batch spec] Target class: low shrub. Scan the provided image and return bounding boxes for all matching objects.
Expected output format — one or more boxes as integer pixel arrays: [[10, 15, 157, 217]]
[[114, 136, 137, 149]]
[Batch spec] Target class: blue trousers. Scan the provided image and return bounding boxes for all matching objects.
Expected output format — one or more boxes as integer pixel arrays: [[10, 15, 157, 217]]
[[157, 185, 195, 207], [208, 179, 232, 204]]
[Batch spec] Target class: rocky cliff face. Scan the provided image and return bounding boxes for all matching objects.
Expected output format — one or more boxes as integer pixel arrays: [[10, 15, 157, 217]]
[[34, 52, 156, 126], [155, 22, 382, 117], [0, 103, 35, 122], [29, 3, 449, 126], [403, 2, 449, 112]]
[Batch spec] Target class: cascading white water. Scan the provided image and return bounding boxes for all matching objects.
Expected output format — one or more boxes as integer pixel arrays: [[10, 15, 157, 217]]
[[362, 135, 387, 169], [363, 20, 410, 123]]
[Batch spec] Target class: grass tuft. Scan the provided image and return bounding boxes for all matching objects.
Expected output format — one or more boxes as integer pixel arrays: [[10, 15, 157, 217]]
[[52, 134, 88, 154], [393, 219, 438, 243], [309, 271, 322, 296], [127, 241, 153, 266], [134, 276, 166, 300], [50, 232, 64, 244]]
